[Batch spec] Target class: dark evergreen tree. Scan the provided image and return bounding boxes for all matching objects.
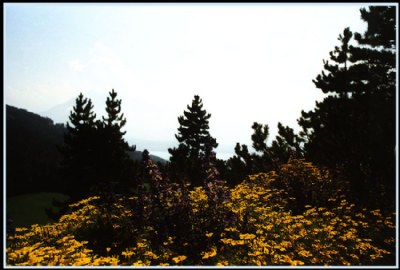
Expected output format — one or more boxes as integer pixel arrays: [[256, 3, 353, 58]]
[[225, 143, 253, 186], [251, 122, 269, 153], [59, 93, 97, 198], [298, 6, 396, 211], [168, 95, 218, 186], [225, 122, 274, 185], [225, 121, 306, 186], [312, 27, 353, 97], [96, 89, 136, 193], [269, 122, 304, 165], [250, 122, 275, 172]]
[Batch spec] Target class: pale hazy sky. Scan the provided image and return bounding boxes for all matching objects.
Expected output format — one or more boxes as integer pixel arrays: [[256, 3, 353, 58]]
[[4, 3, 372, 159]]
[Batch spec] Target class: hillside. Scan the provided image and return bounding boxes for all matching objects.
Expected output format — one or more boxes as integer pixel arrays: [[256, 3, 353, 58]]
[[6, 105, 167, 197], [6, 105, 67, 197]]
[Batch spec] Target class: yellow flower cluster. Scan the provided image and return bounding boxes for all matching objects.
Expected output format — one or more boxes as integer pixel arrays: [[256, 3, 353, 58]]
[[210, 161, 395, 266], [6, 197, 120, 266], [6, 159, 395, 266]]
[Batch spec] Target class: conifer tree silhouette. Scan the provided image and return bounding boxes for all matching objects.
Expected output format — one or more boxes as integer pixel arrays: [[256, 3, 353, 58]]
[[168, 95, 218, 186], [96, 89, 136, 193], [60, 93, 97, 199]]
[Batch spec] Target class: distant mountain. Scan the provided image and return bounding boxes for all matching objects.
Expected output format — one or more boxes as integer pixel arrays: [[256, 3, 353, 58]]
[[40, 98, 76, 125], [40, 91, 108, 125]]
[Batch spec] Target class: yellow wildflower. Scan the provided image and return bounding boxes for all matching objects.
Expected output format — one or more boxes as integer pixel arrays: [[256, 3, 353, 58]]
[[202, 246, 217, 259], [172, 255, 187, 264], [291, 260, 305, 266], [239, 233, 256, 240]]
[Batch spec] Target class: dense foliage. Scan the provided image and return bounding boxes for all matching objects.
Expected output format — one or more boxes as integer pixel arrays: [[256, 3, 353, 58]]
[[224, 122, 304, 186], [298, 6, 396, 211], [6, 159, 395, 266]]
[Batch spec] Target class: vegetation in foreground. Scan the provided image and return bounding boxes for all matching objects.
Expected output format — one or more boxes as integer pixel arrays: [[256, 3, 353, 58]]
[[6, 159, 395, 266]]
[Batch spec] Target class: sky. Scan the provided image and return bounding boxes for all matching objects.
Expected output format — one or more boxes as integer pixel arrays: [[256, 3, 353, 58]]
[[4, 3, 372, 160]]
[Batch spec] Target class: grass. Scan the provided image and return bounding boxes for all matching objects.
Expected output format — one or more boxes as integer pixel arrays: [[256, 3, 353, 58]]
[[6, 192, 70, 227]]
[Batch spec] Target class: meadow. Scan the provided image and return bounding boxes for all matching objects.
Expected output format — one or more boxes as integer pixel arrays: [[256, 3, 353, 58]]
[[7, 192, 69, 227]]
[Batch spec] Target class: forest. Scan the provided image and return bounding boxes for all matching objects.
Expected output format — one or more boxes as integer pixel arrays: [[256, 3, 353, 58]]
[[5, 6, 397, 266]]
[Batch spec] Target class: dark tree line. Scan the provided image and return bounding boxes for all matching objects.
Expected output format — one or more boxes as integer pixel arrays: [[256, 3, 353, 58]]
[[223, 122, 304, 186]]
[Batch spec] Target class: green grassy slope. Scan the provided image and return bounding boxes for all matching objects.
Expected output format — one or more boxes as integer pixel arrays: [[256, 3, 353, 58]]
[[6, 192, 70, 227]]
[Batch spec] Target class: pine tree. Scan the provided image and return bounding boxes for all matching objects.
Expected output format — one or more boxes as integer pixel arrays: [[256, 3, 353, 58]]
[[251, 122, 269, 154], [168, 95, 218, 186], [225, 143, 252, 186], [249, 122, 274, 172], [270, 122, 304, 164], [298, 6, 396, 211], [225, 122, 275, 185], [59, 93, 97, 198], [96, 89, 136, 192]]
